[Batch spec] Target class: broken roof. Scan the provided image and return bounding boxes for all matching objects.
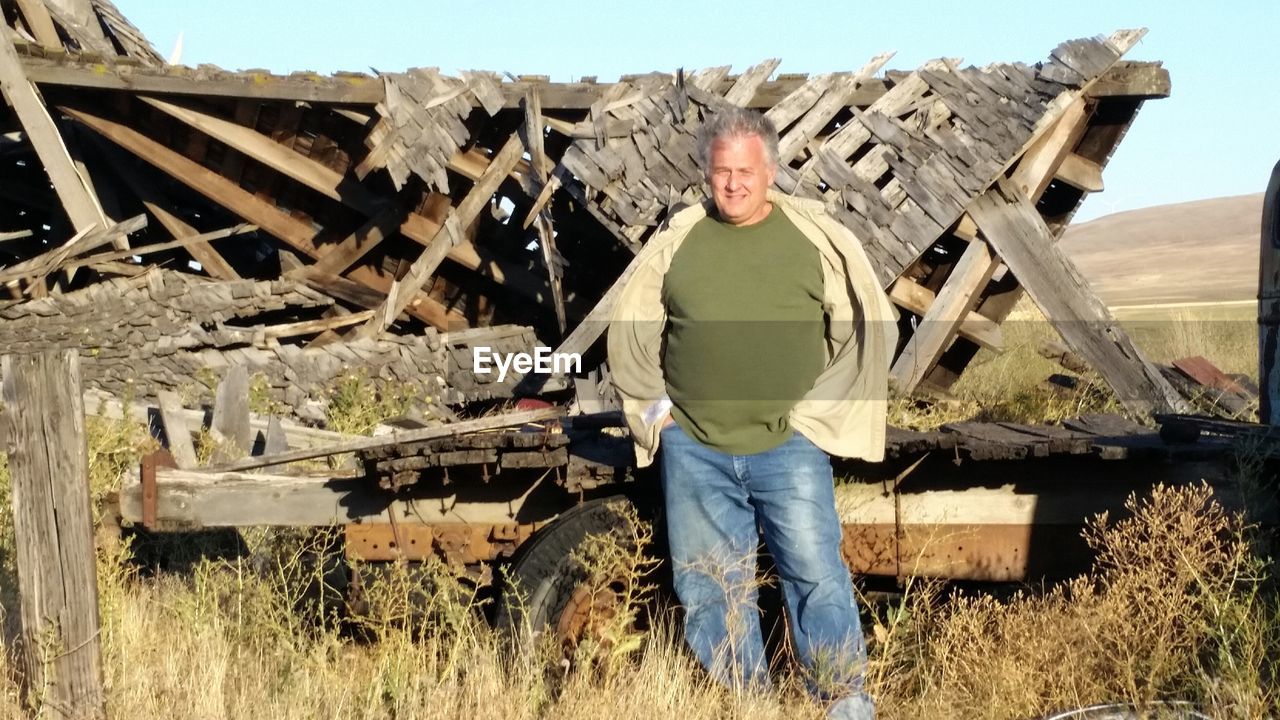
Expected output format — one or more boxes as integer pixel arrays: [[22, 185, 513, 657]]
[[0, 0, 1187, 419]]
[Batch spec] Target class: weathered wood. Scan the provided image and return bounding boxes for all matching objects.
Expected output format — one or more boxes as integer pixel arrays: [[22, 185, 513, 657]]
[[522, 87, 567, 333], [776, 53, 893, 164], [0, 26, 107, 235], [891, 238, 998, 392], [306, 205, 402, 277], [0, 214, 146, 285], [14, 0, 61, 49], [887, 276, 1003, 351], [360, 133, 525, 337], [60, 223, 256, 273], [101, 147, 242, 280], [142, 95, 509, 283], [2, 350, 105, 719], [258, 310, 375, 341], [62, 105, 466, 329], [203, 407, 562, 473], [21, 54, 385, 103], [969, 182, 1188, 416], [211, 365, 251, 460], [1085, 62, 1170, 99], [119, 468, 543, 526], [156, 390, 198, 470], [83, 388, 361, 450], [44, 0, 114, 54], [1008, 98, 1091, 201], [1054, 152, 1104, 192]]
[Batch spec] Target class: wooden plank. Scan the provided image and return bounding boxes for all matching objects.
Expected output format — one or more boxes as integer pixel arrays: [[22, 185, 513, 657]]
[[306, 204, 402, 276], [156, 390, 198, 470], [968, 181, 1187, 417], [21, 56, 385, 103], [1054, 152, 1104, 192], [211, 365, 251, 461], [722, 58, 782, 106], [138, 96, 550, 307], [59, 223, 256, 272], [1085, 62, 1170, 99], [119, 468, 541, 526], [1007, 97, 1091, 201], [259, 310, 375, 341], [82, 388, 362, 450], [44, 0, 114, 54], [360, 133, 524, 337], [16, 56, 1153, 111], [2, 350, 105, 719], [0, 214, 145, 285], [101, 146, 242, 280], [203, 407, 561, 473], [891, 238, 999, 392], [0, 26, 107, 235], [887, 277, 1002, 352], [14, 0, 61, 49], [522, 87, 567, 333], [776, 53, 893, 164], [62, 105, 466, 329]]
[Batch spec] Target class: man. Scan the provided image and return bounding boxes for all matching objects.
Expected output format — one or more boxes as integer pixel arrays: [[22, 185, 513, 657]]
[[607, 106, 898, 719]]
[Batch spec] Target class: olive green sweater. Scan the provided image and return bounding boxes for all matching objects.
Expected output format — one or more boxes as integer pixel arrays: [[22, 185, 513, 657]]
[[661, 206, 826, 454]]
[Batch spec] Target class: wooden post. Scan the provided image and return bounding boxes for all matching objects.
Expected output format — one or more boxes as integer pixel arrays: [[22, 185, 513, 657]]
[[2, 350, 105, 719]]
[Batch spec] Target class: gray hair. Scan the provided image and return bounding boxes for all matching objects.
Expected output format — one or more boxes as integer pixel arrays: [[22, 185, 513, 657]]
[[694, 106, 780, 176]]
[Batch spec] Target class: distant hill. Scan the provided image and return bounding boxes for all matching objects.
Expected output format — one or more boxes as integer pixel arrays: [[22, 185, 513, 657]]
[[1061, 194, 1262, 307]]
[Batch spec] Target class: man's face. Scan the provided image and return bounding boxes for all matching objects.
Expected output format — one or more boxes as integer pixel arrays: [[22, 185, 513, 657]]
[[707, 133, 777, 227]]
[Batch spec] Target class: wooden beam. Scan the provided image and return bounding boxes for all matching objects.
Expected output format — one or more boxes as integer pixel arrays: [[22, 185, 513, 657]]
[[14, 0, 61, 50], [204, 407, 561, 473], [891, 238, 999, 393], [140, 96, 552, 307], [0, 26, 106, 235], [306, 204, 402, 276], [99, 146, 243, 280], [2, 350, 105, 718], [888, 277, 1003, 352], [1085, 62, 1170, 99], [968, 181, 1187, 417], [522, 87, 567, 333], [258, 310, 375, 341], [43, 0, 113, 54], [211, 365, 251, 461], [17, 55, 1158, 110], [21, 55, 386, 104], [83, 388, 363, 450], [156, 390, 198, 470], [119, 467, 541, 527], [0, 214, 145, 285], [1054, 152, 1104, 193], [360, 133, 525, 337], [61, 105, 466, 329], [59, 223, 255, 272], [1008, 98, 1092, 202]]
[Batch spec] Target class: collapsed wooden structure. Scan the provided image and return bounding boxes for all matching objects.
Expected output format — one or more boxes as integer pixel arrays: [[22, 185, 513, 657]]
[[0, 0, 1190, 422], [9, 2, 1259, 598]]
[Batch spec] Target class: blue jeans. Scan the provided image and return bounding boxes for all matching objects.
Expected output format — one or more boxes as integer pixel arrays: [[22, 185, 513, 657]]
[[659, 423, 872, 716]]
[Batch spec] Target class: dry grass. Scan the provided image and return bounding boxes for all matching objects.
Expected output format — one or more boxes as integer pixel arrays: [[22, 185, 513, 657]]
[[0, 313, 1275, 719]]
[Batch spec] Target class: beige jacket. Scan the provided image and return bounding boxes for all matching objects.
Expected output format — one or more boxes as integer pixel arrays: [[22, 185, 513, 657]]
[[606, 190, 899, 468]]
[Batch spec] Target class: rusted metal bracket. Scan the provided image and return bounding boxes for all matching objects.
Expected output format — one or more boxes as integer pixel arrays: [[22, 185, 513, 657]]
[[138, 448, 177, 529]]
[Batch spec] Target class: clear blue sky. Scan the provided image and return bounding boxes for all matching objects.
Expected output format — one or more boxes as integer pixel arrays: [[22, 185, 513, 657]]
[[116, 0, 1278, 223]]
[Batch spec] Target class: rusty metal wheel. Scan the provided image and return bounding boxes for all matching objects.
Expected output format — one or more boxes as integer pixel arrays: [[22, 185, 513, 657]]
[[495, 496, 650, 653]]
